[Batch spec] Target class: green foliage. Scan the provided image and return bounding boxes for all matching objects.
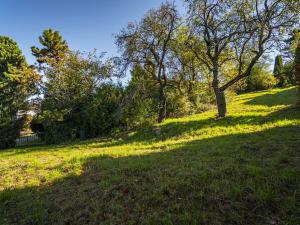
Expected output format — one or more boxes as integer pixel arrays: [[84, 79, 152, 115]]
[[273, 55, 287, 87], [34, 50, 115, 143], [85, 83, 123, 136], [0, 36, 25, 74], [120, 64, 159, 128], [31, 28, 68, 66], [166, 83, 215, 118], [1, 87, 300, 224], [281, 29, 300, 86], [0, 118, 24, 149], [0, 36, 39, 149], [283, 61, 296, 85], [116, 3, 180, 123], [22, 114, 33, 131], [167, 90, 194, 117], [234, 64, 277, 93], [247, 66, 277, 92]]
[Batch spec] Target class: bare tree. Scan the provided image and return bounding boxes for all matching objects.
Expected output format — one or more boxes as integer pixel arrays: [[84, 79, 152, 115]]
[[116, 2, 180, 123], [186, 0, 300, 117]]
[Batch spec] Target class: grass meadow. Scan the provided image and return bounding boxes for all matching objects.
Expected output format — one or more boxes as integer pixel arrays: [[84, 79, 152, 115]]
[[1, 87, 300, 225]]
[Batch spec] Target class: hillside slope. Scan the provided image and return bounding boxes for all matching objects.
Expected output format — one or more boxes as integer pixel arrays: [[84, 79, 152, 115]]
[[1, 87, 300, 225]]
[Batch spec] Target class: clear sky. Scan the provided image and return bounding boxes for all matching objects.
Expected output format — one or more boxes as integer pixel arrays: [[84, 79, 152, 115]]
[[0, 0, 183, 65]]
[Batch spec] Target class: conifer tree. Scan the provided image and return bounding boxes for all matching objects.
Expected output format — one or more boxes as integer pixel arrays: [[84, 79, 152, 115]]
[[273, 55, 286, 87], [0, 36, 39, 149], [31, 28, 68, 67]]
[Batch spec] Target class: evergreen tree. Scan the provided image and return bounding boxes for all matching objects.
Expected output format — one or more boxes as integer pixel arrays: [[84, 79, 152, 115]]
[[31, 28, 68, 67], [273, 55, 286, 87], [0, 36, 39, 149]]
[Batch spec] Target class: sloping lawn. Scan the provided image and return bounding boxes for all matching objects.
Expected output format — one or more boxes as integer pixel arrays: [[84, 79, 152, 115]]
[[0, 87, 299, 225]]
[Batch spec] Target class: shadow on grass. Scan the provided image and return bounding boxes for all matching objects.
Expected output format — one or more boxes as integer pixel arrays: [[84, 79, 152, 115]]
[[2, 105, 299, 157], [89, 104, 300, 149], [245, 87, 297, 106], [1, 124, 300, 225], [1, 87, 299, 158]]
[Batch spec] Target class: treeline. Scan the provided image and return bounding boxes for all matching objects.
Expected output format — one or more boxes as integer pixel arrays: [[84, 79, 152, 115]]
[[1, 0, 300, 148]]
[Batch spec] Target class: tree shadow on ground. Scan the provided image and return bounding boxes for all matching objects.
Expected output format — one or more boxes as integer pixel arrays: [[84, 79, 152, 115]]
[[1, 124, 300, 225], [2, 87, 298, 157], [89, 104, 300, 149], [3, 105, 299, 158], [245, 87, 297, 106]]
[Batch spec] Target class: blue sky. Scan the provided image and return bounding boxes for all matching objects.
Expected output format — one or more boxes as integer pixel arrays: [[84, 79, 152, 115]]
[[0, 0, 183, 65]]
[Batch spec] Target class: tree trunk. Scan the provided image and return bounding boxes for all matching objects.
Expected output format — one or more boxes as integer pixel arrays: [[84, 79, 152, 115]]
[[213, 85, 227, 118], [212, 63, 227, 118], [158, 84, 166, 123]]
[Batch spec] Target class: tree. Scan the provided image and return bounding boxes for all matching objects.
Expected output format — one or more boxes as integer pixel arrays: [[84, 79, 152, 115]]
[[168, 27, 214, 109], [116, 2, 180, 123], [31, 28, 68, 67], [0, 36, 39, 149], [186, 0, 300, 117], [273, 55, 286, 87], [282, 29, 300, 85], [247, 63, 277, 91], [32, 50, 114, 143]]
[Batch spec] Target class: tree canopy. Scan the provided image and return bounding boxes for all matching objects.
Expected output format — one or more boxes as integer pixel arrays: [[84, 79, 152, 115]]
[[0, 36, 39, 149]]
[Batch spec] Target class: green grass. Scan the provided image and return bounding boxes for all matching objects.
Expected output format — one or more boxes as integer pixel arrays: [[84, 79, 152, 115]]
[[1, 87, 300, 225]]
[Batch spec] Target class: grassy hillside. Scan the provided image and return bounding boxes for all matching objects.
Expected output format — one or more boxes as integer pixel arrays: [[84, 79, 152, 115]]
[[1, 87, 300, 225]]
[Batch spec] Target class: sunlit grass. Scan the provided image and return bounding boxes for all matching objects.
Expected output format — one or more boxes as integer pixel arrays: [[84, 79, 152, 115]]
[[1, 87, 299, 224]]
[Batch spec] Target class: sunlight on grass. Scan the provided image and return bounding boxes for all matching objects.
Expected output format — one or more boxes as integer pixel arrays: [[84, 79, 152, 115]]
[[1, 87, 298, 191], [1, 87, 300, 224]]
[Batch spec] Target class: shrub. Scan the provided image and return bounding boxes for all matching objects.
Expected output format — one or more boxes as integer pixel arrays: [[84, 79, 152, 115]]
[[0, 118, 24, 150], [247, 71, 277, 92], [167, 92, 194, 118], [273, 55, 288, 87]]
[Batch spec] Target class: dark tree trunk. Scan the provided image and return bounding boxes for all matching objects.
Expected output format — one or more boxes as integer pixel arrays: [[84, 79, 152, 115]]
[[213, 85, 226, 118], [212, 63, 227, 118], [158, 84, 167, 123]]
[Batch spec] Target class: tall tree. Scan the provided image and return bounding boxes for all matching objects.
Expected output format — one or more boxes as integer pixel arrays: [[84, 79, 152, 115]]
[[31, 29, 70, 101], [31, 28, 69, 67], [186, 0, 300, 117], [116, 2, 180, 123], [273, 55, 285, 87], [32, 50, 114, 142], [281, 29, 300, 85], [0, 36, 39, 149], [169, 27, 212, 107]]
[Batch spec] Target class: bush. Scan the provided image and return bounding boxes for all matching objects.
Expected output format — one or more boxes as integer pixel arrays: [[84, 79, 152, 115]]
[[32, 83, 124, 144], [283, 61, 296, 85], [247, 70, 277, 92], [167, 91, 194, 118], [234, 65, 277, 93], [0, 118, 24, 149]]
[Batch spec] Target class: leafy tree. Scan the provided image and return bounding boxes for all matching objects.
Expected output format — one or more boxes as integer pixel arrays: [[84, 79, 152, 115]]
[[120, 64, 159, 128], [0, 36, 39, 149], [116, 2, 180, 123], [273, 55, 286, 87], [282, 29, 300, 85], [186, 0, 300, 117], [33, 51, 114, 143], [168, 27, 214, 111]]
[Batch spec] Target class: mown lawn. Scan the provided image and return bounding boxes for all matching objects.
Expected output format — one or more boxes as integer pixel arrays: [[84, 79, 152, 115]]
[[0, 87, 300, 225]]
